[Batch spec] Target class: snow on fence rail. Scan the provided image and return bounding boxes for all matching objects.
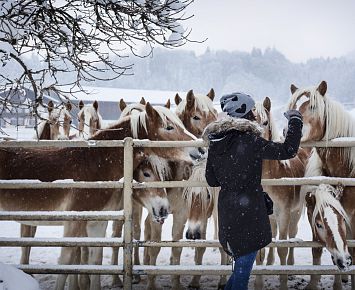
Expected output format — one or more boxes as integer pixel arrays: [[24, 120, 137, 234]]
[[1, 137, 355, 290]]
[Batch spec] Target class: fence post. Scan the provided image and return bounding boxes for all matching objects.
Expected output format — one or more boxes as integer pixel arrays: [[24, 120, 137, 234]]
[[123, 137, 133, 290]]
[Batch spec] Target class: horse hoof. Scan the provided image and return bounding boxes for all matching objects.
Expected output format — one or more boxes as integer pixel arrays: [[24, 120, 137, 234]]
[[132, 274, 141, 284], [217, 284, 226, 290]]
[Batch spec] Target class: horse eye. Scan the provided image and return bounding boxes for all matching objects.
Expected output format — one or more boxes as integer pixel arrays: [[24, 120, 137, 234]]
[[143, 172, 150, 178], [263, 121, 268, 126], [316, 223, 323, 229], [207, 193, 211, 199], [166, 125, 174, 131], [69, 120, 72, 124], [193, 116, 201, 121]]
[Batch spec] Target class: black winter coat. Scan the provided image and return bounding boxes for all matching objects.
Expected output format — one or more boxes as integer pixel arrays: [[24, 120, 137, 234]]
[[203, 116, 303, 258]]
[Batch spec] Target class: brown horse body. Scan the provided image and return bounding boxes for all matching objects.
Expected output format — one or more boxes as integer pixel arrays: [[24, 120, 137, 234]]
[[287, 81, 355, 290]]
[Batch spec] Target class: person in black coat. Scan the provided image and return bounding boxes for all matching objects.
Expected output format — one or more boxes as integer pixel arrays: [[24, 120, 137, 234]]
[[203, 92, 303, 290]]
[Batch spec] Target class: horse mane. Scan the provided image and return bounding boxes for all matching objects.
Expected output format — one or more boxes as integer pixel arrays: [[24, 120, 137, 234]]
[[120, 103, 145, 119], [255, 101, 281, 142], [182, 159, 217, 215], [176, 94, 217, 118], [310, 184, 350, 229], [146, 154, 171, 181], [130, 105, 190, 139], [289, 86, 355, 175]]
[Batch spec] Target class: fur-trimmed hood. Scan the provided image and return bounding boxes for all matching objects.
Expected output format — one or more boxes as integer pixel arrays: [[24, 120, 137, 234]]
[[202, 116, 263, 144]]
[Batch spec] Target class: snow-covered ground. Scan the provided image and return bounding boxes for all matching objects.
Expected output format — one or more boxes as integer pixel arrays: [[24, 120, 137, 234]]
[[1, 101, 355, 289]]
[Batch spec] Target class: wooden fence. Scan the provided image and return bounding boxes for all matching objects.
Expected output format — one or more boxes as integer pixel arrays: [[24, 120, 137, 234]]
[[0, 138, 355, 290]]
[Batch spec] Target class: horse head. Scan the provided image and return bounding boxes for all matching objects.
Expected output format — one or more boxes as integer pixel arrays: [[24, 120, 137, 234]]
[[175, 89, 217, 138], [306, 184, 352, 271], [77, 100, 102, 139], [133, 155, 171, 224], [45, 100, 72, 140], [183, 159, 216, 240]]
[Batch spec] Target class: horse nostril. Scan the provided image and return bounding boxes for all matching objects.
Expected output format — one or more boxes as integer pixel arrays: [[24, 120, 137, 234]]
[[159, 207, 168, 217], [185, 230, 191, 240], [337, 259, 345, 269], [198, 147, 205, 155]]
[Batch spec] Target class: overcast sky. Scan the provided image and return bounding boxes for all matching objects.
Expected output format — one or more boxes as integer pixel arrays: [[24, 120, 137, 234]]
[[178, 0, 355, 62]]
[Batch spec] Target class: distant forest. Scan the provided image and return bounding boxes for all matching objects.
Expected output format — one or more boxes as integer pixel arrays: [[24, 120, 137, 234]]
[[15, 47, 355, 104]]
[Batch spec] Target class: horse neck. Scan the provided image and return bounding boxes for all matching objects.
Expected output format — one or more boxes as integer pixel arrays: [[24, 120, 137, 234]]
[[38, 122, 51, 140], [321, 99, 355, 176]]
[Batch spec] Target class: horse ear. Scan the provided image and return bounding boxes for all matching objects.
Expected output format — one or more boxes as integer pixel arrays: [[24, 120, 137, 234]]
[[93, 100, 99, 111], [65, 102, 72, 111], [290, 84, 298, 95], [140, 97, 146, 105], [165, 99, 171, 109], [146, 102, 159, 121], [207, 88, 215, 101], [79, 100, 84, 110], [175, 93, 182, 105], [263, 97, 271, 112], [48, 101, 54, 113], [119, 99, 127, 111], [317, 81, 327, 96], [186, 90, 195, 109]]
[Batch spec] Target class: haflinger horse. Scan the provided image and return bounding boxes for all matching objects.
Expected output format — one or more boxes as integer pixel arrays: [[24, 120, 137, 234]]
[[254, 97, 309, 289], [76, 100, 103, 139], [287, 80, 355, 289], [175, 89, 217, 138], [20, 100, 101, 266], [0, 103, 196, 290], [182, 158, 229, 289], [35, 100, 72, 140], [305, 184, 351, 290]]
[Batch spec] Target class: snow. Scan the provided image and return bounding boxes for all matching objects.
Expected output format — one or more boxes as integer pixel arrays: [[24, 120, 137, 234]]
[[1, 102, 354, 289], [0, 263, 39, 290]]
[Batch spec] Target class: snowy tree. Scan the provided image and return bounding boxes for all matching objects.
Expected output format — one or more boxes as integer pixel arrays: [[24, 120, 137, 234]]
[[0, 0, 193, 121]]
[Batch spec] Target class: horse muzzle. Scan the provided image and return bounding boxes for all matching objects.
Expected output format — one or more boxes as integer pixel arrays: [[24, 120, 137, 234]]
[[332, 254, 352, 271], [152, 206, 169, 225]]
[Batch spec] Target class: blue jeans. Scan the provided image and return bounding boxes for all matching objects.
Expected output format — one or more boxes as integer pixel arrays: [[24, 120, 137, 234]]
[[224, 251, 257, 290]]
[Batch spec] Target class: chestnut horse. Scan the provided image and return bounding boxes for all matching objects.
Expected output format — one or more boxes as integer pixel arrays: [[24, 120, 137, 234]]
[[35, 101, 72, 140], [305, 184, 351, 290], [76, 100, 102, 139], [0, 103, 195, 290], [182, 159, 229, 289], [175, 89, 217, 137], [254, 97, 308, 289], [287, 80, 355, 289]]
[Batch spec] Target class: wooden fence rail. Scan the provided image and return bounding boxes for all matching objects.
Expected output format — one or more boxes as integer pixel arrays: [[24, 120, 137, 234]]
[[0, 138, 355, 290]]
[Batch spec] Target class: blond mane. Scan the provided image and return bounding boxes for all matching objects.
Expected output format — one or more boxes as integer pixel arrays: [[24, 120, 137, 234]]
[[289, 86, 355, 175], [120, 103, 145, 119], [310, 184, 350, 229], [147, 154, 171, 182], [182, 159, 218, 215], [255, 101, 281, 142], [130, 105, 195, 139], [176, 94, 217, 118]]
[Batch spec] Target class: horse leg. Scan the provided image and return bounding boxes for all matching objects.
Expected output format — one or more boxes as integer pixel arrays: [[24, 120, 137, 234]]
[[20, 224, 37, 264], [111, 220, 124, 287], [287, 209, 301, 265], [254, 248, 265, 290], [68, 246, 81, 290], [277, 210, 290, 290], [171, 211, 188, 290], [305, 245, 322, 290], [79, 245, 90, 290], [146, 220, 163, 290], [54, 222, 82, 290], [143, 213, 152, 265], [86, 220, 108, 290], [132, 202, 142, 284], [267, 215, 277, 265], [189, 230, 207, 288], [218, 249, 229, 289]]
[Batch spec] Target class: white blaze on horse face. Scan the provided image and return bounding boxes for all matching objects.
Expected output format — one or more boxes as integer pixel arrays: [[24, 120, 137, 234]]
[[323, 206, 350, 269], [295, 95, 309, 111]]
